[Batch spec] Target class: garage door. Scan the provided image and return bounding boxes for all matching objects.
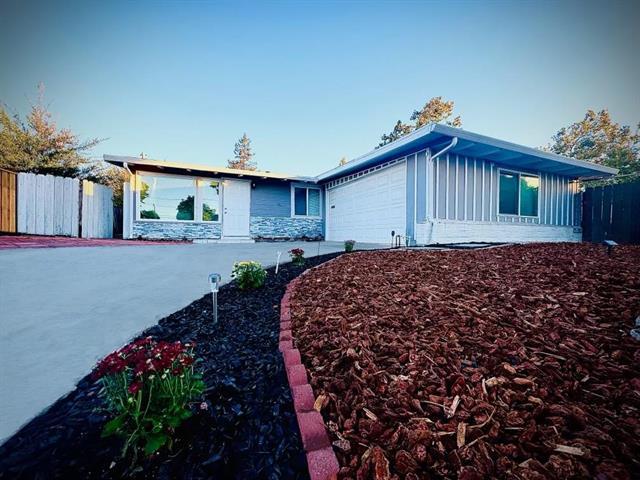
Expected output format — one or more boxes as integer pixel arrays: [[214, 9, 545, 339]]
[[326, 162, 406, 244]]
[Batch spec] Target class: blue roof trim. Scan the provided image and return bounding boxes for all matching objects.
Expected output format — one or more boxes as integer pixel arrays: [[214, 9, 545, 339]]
[[316, 123, 618, 181]]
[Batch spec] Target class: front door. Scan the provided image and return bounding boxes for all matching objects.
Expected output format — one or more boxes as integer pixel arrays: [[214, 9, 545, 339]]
[[222, 179, 251, 237]]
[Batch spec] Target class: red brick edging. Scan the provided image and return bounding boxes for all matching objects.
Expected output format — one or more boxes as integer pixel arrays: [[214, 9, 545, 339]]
[[280, 270, 340, 480]]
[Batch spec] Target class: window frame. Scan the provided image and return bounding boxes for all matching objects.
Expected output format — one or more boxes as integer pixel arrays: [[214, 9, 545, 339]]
[[497, 168, 540, 218], [135, 171, 222, 223], [290, 183, 322, 218]]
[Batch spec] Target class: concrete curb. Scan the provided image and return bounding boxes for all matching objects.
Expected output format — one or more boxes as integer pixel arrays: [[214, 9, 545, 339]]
[[280, 261, 342, 480]]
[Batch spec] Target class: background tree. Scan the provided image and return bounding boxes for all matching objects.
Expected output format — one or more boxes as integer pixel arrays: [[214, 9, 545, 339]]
[[548, 110, 639, 183], [411, 96, 462, 129], [378, 96, 462, 147], [0, 85, 101, 176], [338, 156, 348, 166], [0, 85, 129, 201], [378, 120, 413, 147], [228, 133, 256, 170]]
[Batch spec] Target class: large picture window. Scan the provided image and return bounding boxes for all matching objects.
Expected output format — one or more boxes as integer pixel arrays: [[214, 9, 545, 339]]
[[292, 186, 321, 217], [137, 173, 221, 222], [498, 170, 539, 217]]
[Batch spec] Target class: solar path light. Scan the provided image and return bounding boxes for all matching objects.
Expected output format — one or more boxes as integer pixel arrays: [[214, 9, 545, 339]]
[[208, 273, 221, 323], [603, 239, 617, 257], [275, 251, 282, 275]]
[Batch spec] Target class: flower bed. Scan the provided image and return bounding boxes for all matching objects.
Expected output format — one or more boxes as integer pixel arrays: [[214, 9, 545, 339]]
[[288, 244, 640, 479], [0, 253, 341, 479]]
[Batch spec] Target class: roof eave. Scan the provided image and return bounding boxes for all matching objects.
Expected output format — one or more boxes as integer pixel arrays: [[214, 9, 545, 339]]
[[316, 123, 618, 182], [103, 155, 316, 183]]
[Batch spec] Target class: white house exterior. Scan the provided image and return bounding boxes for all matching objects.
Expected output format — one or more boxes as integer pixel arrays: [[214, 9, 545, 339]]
[[106, 123, 616, 245]]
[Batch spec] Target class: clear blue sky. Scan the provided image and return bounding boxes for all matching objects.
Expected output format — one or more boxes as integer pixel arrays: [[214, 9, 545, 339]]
[[1, 0, 638, 176]]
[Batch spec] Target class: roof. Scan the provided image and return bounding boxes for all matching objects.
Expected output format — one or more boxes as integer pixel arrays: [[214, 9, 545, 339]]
[[316, 123, 618, 181], [103, 155, 316, 182]]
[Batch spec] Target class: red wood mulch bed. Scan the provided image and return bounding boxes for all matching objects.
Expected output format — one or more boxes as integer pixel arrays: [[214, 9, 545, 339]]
[[289, 243, 640, 480]]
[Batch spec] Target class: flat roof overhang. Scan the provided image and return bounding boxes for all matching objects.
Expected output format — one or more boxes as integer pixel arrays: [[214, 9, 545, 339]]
[[103, 155, 317, 183], [317, 123, 618, 182]]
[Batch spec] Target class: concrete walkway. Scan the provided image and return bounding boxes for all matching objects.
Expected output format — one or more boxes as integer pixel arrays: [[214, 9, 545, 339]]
[[0, 241, 382, 440]]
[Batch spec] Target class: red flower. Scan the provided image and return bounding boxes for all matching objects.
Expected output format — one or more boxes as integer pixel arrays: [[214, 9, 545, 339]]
[[93, 336, 197, 382], [128, 381, 142, 394]]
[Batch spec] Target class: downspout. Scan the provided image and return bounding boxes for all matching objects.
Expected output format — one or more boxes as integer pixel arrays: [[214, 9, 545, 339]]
[[123, 162, 134, 239], [431, 137, 458, 162], [426, 137, 458, 244]]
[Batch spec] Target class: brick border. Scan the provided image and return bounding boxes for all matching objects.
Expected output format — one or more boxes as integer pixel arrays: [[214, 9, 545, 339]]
[[280, 263, 341, 480]]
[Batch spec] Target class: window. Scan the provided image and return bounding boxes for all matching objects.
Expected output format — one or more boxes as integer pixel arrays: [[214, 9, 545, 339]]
[[498, 170, 539, 217], [138, 174, 195, 221], [292, 186, 321, 217], [137, 173, 222, 222], [201, 180, 220, 222]]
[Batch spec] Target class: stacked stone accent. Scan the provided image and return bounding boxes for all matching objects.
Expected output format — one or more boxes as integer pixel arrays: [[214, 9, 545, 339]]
[[131, 221, 222, 240], [250, 216, 323, 240]]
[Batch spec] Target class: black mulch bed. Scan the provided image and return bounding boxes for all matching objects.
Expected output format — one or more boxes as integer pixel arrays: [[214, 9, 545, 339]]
[[0, 253, 341, 480]]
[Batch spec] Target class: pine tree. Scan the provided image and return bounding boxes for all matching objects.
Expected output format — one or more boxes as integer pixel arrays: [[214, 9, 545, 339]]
[[377, 96, 462, 148], [228, 133, 256, 170]]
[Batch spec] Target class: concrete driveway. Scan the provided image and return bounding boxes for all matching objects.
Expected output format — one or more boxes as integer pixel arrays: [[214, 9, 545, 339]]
[[0, 241, 381, 440]]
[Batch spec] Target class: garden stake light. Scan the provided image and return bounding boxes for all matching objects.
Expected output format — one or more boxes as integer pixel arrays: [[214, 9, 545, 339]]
[[208, 273, 221, 323], [275, 251, 282, 275]]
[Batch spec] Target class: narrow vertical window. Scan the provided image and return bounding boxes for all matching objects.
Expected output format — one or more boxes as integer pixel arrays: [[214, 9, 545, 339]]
[[519, 174, 539, 217], [294, 188, 307, 216], [499, 172, 518, 215], [201, 180, 220, 222]]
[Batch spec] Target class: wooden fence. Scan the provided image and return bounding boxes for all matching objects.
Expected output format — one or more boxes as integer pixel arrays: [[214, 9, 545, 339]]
[[13, 172, 113, 238], [17, 173, 80, 236], [81, 180, 113, 238], [1, 169, 17, 233], [582, 181, 640, 244]]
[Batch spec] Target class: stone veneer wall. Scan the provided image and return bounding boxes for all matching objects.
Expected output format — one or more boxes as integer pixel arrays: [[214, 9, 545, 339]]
[[132, 221, 222, 240], [131, 217, 323, 240], [250, 216, 324, 240]]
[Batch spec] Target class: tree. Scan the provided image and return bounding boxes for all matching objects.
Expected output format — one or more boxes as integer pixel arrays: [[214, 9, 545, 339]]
[[548, 110, 639, 183], [228, 133, 256, 170], [0, 85, 101, 177], [377, 96, 462, 147], [338, 156, 348, 166], [378, 120, 413, 147], [85, 164, 128, 207], [411, 96, 462, 129]]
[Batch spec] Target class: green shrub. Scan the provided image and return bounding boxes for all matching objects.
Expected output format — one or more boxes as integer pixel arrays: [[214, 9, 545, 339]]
[[344, 240, 356, 252], [93, 337, 204, 459], [232, 261, 267, 289]]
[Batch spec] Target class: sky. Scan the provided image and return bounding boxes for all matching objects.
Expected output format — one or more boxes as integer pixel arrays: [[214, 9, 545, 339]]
[[1, 0, 639, 176]]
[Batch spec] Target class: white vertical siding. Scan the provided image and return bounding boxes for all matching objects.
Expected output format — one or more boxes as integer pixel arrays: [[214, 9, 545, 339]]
[[427, 151, 579, 227]]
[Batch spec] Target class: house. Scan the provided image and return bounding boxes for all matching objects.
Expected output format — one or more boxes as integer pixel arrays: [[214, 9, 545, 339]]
[[105, 123, 617, 245]]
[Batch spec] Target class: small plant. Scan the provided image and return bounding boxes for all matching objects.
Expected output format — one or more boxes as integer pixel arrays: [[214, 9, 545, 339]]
[[232, 261, 267, 289], [344, 240, 356, 252], [93, 337, 204, 459], [289, 248, 305, 266]]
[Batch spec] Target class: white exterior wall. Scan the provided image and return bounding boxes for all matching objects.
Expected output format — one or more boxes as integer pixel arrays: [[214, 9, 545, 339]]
[[416, 220, 580, 244]]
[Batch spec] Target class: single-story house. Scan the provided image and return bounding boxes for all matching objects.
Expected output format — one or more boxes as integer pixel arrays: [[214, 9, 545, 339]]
[[105, 123, 617, 245]]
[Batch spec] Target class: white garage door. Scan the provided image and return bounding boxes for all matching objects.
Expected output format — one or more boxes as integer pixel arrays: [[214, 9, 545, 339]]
[[326, 162, 406, 244]]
